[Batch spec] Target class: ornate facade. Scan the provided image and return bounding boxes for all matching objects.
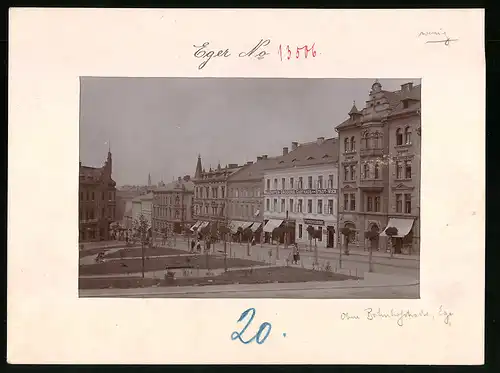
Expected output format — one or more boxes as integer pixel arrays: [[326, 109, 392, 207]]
[[152, 176, 194, 234], [335, 80, 421, 253], [79, 151, 117, 241], [192, 155, 241, 229]]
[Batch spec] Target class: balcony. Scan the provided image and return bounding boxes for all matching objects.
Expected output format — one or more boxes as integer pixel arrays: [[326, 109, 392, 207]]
[[359, 148, 384, 158], [359, 179, 384, 191]]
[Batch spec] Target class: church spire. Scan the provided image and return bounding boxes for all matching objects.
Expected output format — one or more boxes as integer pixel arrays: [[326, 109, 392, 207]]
[[195, 154, 203, 178], [148, 173, 152, 186]]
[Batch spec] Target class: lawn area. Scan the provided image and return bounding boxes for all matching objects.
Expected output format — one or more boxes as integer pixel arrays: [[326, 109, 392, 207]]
[[79, 266, 359, 290], [103, 246, 189, 259], [79, 245, 140, 259], [79, 255, 262, 276]]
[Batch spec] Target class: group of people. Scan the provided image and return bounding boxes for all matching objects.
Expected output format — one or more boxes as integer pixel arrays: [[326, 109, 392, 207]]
[[190, 238, 210, 253]]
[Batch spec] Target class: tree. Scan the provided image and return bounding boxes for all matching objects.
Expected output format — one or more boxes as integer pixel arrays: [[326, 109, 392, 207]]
[[237, 226, 244, 245], [243, 226, 253, 256], [365, 230, 379, 272], [312, 228, 322, 265], [218, 223, 231, 272], [340, 227, 352, 256], [384, 227, 399, 257], [306, 225, 315, 252], [132, 214, 151, 278], [272, 226, 284, 259]]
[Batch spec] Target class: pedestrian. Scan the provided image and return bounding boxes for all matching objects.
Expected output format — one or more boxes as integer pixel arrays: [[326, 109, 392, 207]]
[[196, 240, 201, 252], [191, 239, 196, 252], [251, 236, 256, 246]]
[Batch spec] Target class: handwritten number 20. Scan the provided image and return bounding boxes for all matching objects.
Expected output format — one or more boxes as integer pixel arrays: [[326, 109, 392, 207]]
[[231, 308, 272, 345]]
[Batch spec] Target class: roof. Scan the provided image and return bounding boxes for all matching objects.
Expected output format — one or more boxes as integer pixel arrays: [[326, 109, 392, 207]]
[[153, 179, 195, 192], [227, 158, 279, 182], [263, 138, 338, 171], [132, 192, 154, 202], [80, 166, 103, 179], [336, 82, 421, 131]]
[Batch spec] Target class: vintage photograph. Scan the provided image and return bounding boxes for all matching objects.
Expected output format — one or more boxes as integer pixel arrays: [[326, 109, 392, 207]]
[[78, 77, 421, 299]]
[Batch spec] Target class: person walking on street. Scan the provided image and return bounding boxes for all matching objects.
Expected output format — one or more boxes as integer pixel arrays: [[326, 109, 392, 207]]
[[190, 239, 196, 252]]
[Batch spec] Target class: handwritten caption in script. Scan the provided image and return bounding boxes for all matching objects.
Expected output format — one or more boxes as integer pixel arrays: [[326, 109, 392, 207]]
[[340, 306, 454, 327], [193, 39, 318, 70]]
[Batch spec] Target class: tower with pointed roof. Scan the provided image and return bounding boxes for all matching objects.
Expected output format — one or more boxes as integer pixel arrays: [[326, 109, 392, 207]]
[[195, 154, 203, 179], [148, 173, 152, 186]]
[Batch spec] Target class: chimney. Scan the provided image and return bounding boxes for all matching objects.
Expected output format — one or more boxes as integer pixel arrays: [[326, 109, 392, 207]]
[[247, 161, 254, 165], [317, 137, 325, 145], [262, 155, 268, 160], [401, 82, 413, 92], [283, 147, 289, 155], [291, 142, 298, 151], [257, 156, 263, 161]]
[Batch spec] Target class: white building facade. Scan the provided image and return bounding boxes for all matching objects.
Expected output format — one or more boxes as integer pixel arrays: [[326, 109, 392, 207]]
[[131, 192, 154, 226], [262, 138, 339, 249]]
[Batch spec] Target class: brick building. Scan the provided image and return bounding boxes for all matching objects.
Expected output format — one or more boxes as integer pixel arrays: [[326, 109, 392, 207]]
[[79, 151, 117, 241]]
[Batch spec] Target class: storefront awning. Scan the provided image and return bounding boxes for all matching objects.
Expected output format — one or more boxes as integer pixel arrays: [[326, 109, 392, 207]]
[[380, 218, 415, 238], [240, 221, 254, 230], [263, 219, 284, 233], [250, 222, 262, 232], [199, 221, 210, 229], [229, 221, 243, 233], [190, 221, 202, 231]]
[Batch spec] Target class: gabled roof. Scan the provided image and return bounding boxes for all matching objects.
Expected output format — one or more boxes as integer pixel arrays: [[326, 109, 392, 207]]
[[154, 179, 195, 192], [263, 138, 338, 171], [227, 158, 278, 182]]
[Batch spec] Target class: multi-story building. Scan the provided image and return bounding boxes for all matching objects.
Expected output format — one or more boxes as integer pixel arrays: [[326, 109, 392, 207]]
[[226, 155, 276, 239], [152, 176, 194, 234], [79, 151, 117, 241], [335, 80, 421, 253], [131, 192, 154, 225], [262, 137, 339, 248], [191, 155, 242, 231]]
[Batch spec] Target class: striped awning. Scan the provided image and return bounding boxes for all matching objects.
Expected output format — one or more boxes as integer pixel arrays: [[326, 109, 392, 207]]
[[263, 219, 283, 233], [190, 221, 202, 231], [250, 222, 262, 232], [199, 221, 210, 229], [229, 221, 243, 233], [240, 221, 254, 230]]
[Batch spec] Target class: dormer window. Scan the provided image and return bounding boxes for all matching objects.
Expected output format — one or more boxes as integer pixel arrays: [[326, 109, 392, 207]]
[[306, 156, 315, 160], [403, 100, 409, 109], [322, 154, 329, 159]]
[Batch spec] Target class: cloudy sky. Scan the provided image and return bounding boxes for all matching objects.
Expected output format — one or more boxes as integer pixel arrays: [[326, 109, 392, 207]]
[[80, 77, 420, 186]]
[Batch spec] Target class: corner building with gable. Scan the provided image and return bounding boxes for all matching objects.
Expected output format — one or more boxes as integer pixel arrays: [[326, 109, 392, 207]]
[[335, 80, 421, 254]]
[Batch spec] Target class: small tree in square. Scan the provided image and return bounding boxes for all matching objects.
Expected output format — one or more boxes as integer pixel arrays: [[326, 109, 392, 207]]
[[365, 230, 379, 272], [340, 227, 352, 255], [306, 225, 315, 252], [132, 214, 151, 278]]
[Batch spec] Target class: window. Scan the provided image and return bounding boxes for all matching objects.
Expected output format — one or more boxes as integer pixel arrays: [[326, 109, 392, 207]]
[[266, 179, 270, 191], [317, 200, 323, 214], [350, 165, 356, 180], [405, 127, 411, 145], [298, 177, 303, 189], [281, 199, 285, 213], [328, 175, 334, 188], [344, 166, 349, 181], [281, 178, 286, 190], [205, 206, 209, 214], [375, 196, 381, 212], [80, 191, 83, 201], [396, 194, 403, 213], [308, 176, 313, 189], [396, 128, 403, 146], [328, 199, 334, 214], [235, 189, 239, 198], [290, 177, 294, 189], [344, 137, 350, 152], [307, 199, 313, 213], [350, 136, 356, 151], [297, 199, 303, 212], [318, 175, 323, 189], [396, 161, 403, 179], [289, 199, 294, 212], [363, 163, 370, 179], [274, 179, 278, 189], [374, 163, 380, 179], [221, 187, 225, 198], [273, 199, 277, 212], [79, 209, 83, 220], [92, 191, 95, 201], [350, 193, 356, 211], [317, 227, 323, 242], [405, 160, 412, 179], [206, 187, 209, 198], [362, 132, 370, 149], [405, 194, 412, 213], [367, 196, 373, 212], [344, 194, 349, 211], [299, 224, 303, 238]]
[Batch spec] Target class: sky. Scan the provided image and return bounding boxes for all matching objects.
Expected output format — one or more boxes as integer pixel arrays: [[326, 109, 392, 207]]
[[79, 78, 420, 186]]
